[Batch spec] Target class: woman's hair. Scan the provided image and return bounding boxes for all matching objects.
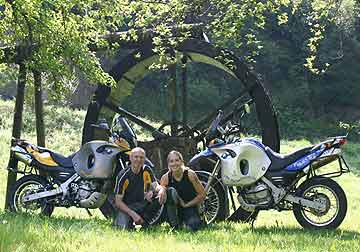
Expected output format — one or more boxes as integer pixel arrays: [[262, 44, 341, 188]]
[[167, 150, 184, 164]]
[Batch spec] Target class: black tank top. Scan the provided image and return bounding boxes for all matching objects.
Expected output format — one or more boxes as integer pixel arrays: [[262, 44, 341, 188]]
[[168, 169, 197, 203]]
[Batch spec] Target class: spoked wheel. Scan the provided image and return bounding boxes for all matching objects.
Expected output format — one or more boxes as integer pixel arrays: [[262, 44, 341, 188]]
[[82, 39, 280, 152], [293, 177, 347, 229], [100, 193, 164, 227], [196, 171, 227, 224], [144, 201, 165, 226], [9, 175, 54, 216], [158, 121, 191, 136]]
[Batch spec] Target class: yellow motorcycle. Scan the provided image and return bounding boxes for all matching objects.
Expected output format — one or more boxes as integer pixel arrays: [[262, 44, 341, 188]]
[[8, 116, 162, 225]]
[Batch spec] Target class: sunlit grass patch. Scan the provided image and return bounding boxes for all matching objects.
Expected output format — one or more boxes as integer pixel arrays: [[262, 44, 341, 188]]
[[0, 100, 359, 252]]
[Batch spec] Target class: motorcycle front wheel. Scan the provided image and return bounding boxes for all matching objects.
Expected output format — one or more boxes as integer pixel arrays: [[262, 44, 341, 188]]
[[100, 193, 165, 227], [196, 171, 227, 224], [9, 175, 54, 216], [293, 177, 347, 229]]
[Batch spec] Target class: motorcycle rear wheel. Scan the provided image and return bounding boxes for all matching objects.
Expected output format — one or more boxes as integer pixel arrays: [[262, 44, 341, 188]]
[[293, 177, 347, 229], [9, 175, 54, 217]]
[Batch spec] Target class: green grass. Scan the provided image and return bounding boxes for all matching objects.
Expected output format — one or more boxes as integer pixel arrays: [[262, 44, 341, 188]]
[[0, 213, 359, 252], [0, 100, 360, 252]]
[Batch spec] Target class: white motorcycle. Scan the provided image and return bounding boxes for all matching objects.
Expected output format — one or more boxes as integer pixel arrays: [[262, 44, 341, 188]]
[[189, 110, 350, 229]]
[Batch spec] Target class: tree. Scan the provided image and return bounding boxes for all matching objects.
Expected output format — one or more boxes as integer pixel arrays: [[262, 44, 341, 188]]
[[2, 1, 354, 83]]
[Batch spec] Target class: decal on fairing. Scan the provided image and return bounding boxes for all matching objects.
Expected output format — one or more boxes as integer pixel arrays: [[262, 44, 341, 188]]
[[243, 138, 266, 150], [212, 140, 271, 187], [285, 148, 324, 171], [221, 152, 231, 159]]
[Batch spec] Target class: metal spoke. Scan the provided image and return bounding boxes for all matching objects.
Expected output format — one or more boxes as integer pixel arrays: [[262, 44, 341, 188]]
[[199, 180, 220, 224], [300, 185, 339, 226]]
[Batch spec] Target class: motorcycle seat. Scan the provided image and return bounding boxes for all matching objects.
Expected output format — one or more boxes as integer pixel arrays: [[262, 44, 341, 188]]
[[37, 147, 75, 168], [265, 146, 312, 171], [50, 152, 76, 168]]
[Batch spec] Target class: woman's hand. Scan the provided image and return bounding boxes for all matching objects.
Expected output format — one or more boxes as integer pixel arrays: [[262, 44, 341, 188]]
[[157, 186, 167, 205], [179, 197, 187, 208]]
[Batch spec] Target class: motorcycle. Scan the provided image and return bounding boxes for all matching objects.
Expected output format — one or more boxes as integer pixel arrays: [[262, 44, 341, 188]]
[[190, 110, 350, 229], [8, 116, 163, 225]]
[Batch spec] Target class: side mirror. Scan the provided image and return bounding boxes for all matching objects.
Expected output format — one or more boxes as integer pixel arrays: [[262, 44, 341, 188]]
[[91, 119, 111, 140], [91, 119, 110, 131], [244, 103, 251, 114]]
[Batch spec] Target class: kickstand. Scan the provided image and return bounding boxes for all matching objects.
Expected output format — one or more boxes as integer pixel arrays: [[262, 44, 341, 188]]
[[250, 218, 256, 231], [85, 208, 93, 217]]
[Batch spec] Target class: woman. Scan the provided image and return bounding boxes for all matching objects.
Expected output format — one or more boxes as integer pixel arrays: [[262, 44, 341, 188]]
[[160, 150, 206, 231]]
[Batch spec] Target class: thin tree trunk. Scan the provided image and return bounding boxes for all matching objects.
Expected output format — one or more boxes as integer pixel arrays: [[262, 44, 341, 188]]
[[5, 63, 26, 210], [33, 70, 45, 147], [304, 70, 315, 117], [181, 56, 188, 126], [170, 64, 178, 136]]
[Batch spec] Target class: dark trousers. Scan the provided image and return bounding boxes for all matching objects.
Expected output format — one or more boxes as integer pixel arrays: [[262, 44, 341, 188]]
[[166, 187, 203, 231], [113, 200, 161, 229]]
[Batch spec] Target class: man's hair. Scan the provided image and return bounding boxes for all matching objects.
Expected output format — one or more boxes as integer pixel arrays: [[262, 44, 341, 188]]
[[130, 147, 146, 156]]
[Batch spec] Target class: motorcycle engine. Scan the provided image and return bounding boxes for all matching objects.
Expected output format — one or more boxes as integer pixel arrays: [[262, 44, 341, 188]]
[[242, 182, 272, 206], [71, 181, 107, 209], [72, 181, 95, 200]]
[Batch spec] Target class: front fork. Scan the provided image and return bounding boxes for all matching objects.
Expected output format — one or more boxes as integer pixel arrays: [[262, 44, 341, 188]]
[[204, 160, 221, 194]]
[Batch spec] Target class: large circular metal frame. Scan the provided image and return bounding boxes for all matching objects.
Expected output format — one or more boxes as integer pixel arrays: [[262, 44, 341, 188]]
[[82, 39, 280, 152]]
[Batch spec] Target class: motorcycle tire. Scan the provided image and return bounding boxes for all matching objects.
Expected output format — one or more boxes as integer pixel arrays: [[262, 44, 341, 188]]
[[9, 175, 54, 217], [293, 177, 347, 229], [196, 171, 227, 223], [100, 194, 165, 227], [99, 199, 116, 219]]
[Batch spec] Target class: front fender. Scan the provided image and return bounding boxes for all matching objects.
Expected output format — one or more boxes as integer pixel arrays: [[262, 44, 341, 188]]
[[188, 149, 215, 169]]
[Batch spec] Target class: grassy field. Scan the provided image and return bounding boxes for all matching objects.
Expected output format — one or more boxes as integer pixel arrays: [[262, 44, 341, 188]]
[[0, 100, 360, 252]]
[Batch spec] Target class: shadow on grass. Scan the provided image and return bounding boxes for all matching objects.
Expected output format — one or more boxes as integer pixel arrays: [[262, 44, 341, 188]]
[[1, 211, 359, 246], [246, 225, 360, 241], [0, 211, 110, 230], [3, 211, 359, 235]]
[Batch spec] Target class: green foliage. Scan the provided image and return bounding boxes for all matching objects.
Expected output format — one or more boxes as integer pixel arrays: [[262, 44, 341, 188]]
[[0, 0, 117, 87], [0, 0, 195, 94], [1, 0, 353, 97]]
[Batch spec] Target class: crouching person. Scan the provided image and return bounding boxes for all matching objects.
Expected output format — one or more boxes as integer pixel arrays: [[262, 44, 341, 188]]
[[161, 150, 206, 231], [113, 147, 166, 229]]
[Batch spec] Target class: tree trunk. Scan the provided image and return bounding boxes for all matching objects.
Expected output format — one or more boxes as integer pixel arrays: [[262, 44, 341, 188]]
[[5, 63, 26, 210], [303, 70, 315, 117], [169, 64, 178, 135], [33, 70, 45, 147], [181, 56, 188, 126]]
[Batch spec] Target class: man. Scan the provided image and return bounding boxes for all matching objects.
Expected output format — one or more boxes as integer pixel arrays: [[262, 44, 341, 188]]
[[113, 147, 167, 229]]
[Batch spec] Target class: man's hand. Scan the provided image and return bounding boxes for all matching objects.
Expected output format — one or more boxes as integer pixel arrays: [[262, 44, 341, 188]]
[[157, 187, 167, 205], [131, 211, 144, 225], [144, 191, 154, 202]]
